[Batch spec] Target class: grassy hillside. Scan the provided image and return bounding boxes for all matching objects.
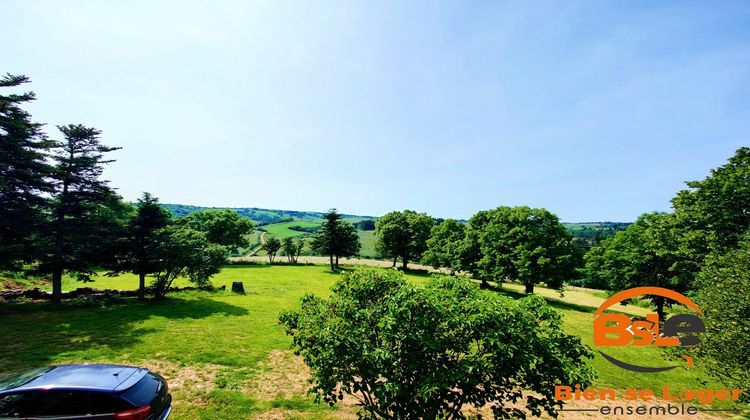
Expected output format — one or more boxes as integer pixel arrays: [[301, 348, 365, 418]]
[[161, 204, 374, 226], [357, 230, 377, 257], [564, 221, 630, 248], [260, 220, 321, 238], [0, 265, 733, 419]]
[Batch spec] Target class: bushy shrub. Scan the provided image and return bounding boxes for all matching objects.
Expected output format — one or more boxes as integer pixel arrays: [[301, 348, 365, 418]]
[[280, 269, 595, 418], [695, 239, 750, 402]]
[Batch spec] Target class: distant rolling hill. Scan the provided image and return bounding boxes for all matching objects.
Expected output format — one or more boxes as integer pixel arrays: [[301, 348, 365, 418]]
[[161, 204, 375, 226], [161, 204, 629, 254]]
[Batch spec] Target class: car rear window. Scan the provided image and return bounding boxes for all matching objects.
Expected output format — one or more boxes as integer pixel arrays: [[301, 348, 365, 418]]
[[0, 367, 52, 391], [34, 390, 89, 416], [119, 373, 162, 407]]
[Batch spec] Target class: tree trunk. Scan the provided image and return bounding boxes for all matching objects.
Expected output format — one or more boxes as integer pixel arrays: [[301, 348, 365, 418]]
[[52, 269, 63, 305], [392, 256, 397, 267], [525, 283, 534, 294], [655, 297, 665, 329], [329, 254, 334, 270], [401, 258, 408, 270], [138, 273, 146, 300], [51, 167, 70, 305], [335, 255, 339, 268], [480, 278, 488, 288]]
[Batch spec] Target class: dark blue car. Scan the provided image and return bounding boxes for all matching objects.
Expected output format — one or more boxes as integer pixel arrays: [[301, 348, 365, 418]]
[[0, 364, 171, 419]]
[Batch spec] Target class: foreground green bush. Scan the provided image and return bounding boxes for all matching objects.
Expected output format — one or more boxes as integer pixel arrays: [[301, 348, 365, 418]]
[[696, 239, 750, 403], [280, 269, 596, 419]]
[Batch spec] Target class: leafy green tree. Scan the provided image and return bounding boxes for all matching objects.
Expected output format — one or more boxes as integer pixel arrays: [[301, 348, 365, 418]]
[[478, 206, 578, 293], [151, 224, 226, 299], [179, 209, 253, 253], [280, 269, 595, 418], [311, 209, 360, 270], [672, 147, 750, 254], [458, 211, 491, 284], [583, 212, 695, 321], [375, 210, 434, 269], [354, 219, 376, 231], [0, 74, 53, 269], [39, 124, 123, 304], [422, 219, 466, 274], [262, 236, 282, 263], [374, 211, 408, 267], [111, 192, 171, 299], [282, 236, 304, 263], [694, 237, 750, 402]]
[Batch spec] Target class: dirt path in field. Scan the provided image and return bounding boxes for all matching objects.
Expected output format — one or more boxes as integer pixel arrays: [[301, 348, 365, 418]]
[[243, 231, 267, 256]]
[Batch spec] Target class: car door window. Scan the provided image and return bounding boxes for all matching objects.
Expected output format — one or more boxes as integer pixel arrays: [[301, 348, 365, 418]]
[[0, 392, 36, 417]]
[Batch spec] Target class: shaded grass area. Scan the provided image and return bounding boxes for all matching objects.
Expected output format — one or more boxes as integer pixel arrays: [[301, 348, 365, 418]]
[[0, 265, 738, 418]]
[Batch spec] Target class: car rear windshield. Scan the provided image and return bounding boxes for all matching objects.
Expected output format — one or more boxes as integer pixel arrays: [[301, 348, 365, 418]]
[[119, 373, 162, 407], [0, 367, 52, 391]]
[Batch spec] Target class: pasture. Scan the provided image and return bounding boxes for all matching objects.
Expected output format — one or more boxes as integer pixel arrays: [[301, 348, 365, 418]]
[[0, 265, 735, 419], [260, 220, 322, 239]]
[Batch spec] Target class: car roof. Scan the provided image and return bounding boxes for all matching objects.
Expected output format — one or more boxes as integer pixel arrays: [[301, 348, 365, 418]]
[[0, 364, 148, 394]]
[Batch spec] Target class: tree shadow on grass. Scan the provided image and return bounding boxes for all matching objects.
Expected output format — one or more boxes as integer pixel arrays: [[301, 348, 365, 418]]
[[0, 296, 249, 374]]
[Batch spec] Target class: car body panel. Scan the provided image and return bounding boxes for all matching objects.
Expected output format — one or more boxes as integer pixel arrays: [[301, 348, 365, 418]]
[[4, 365, 144, 394], [0, 365, 171, 420]]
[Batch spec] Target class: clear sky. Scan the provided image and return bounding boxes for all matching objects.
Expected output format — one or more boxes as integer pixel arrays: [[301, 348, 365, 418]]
[[3, 1, 749, 221]]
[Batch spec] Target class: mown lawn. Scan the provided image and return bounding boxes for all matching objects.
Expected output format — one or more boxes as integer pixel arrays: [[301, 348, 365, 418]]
[[0, 265, 736, 418]]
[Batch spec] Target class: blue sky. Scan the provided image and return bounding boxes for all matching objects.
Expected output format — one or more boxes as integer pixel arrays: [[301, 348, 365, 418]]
[[3, 1, 749, 221]]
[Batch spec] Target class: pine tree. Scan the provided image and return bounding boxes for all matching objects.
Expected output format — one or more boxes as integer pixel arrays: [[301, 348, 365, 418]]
[[311, 209, 360, 270], [0, 74, 53, 268], [40, 124, 122, 304], [114, 192, 171, 299]]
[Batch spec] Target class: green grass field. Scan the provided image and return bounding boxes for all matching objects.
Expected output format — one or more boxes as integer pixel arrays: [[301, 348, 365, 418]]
[[256, 219, 378, 258], [260, 220, 322, 239], [356, 230, 377, 257], [0, 265, 736, 418]]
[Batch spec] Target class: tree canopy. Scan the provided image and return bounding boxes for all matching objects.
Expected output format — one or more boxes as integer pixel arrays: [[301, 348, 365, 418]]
[[422, 219, 467, 274], [280, 269, 595, 418], [375, 210, 434, 269], [694, 237, 750, 402], [583, 213, 698, 320], [311, 209, 360, 270], [262, 236, 282, 263], [672, 147, 750, 253], [282, 236, 304, 263], [179, 209, 253, 253], [476, 206, 579, 293], [0, 74, 52, 269], [150, 224, 227, 299], [37, 124, 124, 304], [111, 192, 172, 299]]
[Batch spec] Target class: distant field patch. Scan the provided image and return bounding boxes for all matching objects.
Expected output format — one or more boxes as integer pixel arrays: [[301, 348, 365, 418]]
[[261, 220, 322, 238], [357, 230, 377, 257]]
